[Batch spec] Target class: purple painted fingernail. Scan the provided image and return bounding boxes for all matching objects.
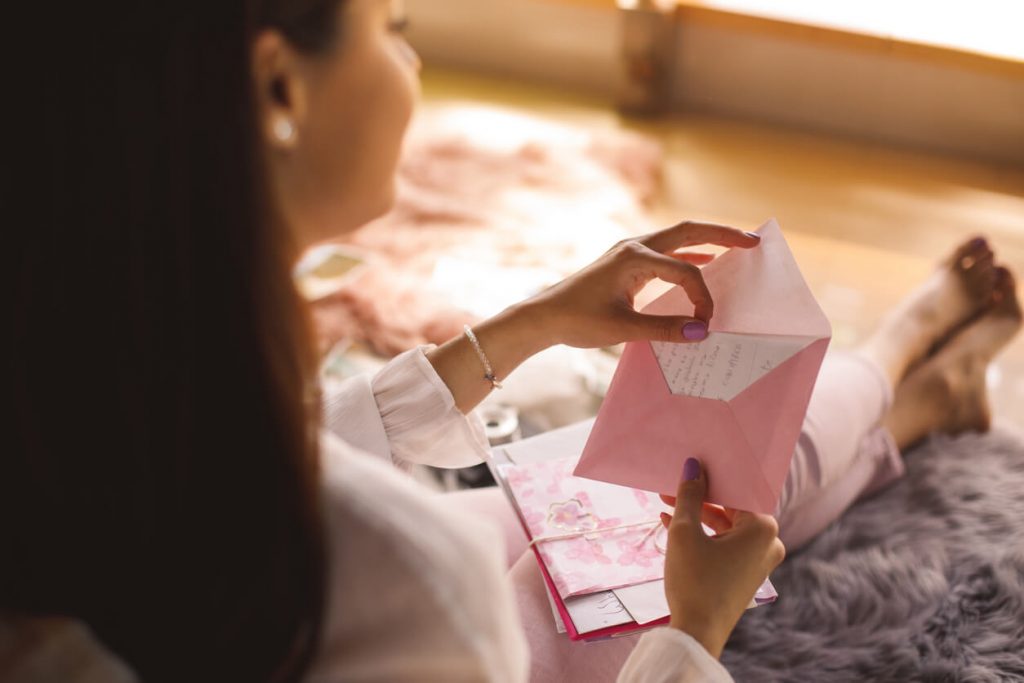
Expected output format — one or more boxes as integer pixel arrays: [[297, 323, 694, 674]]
[[970, 237, 987, 249], [682, 321, 707, 341], [683, 457, 701, 481], [744, 231, 761, 240]]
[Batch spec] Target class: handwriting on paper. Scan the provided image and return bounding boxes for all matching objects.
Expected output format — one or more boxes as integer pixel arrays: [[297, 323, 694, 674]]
[[564, 591, 634, 633], [651, 332, 810, 401]]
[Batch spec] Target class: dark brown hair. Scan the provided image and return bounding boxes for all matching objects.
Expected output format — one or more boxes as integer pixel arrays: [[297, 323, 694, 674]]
[[5, 0, 344, 680]]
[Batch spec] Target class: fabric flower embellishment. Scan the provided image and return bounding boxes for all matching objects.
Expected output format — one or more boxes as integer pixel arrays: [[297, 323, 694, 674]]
[[546, 498, 597, 532]]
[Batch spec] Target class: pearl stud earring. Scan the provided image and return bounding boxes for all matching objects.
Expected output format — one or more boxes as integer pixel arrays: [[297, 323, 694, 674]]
[[273, 118, 295, 144]]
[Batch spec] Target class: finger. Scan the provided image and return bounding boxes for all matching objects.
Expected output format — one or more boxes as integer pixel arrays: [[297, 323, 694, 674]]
[[728, 511, 781, 545], [625, 247, 714, 323], [719, 507, 743, 524], [671, 252, 715, 265], [660, 511, 671, 529], [700, 504, 733, 535], [623, 312, 710, 345], [640, 220, 761, 254], [670, 457, 708, 538], [767, 538, 786, 570]]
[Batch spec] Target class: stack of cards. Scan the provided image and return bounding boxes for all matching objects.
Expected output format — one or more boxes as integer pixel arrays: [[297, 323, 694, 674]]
[[490, 423, 776, 641]]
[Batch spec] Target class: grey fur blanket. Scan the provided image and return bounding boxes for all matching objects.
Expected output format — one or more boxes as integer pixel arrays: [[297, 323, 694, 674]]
[[722, 428, 1024, 682]]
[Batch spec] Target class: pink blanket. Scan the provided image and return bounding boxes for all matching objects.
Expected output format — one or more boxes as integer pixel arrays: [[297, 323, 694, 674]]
[[311, 106, 663, 356]]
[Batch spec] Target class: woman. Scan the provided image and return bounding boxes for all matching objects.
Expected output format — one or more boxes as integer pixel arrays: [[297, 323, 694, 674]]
[[4, 0, 1019, 681]]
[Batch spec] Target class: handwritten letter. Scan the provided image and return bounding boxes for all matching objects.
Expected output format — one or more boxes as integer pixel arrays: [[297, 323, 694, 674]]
[[651, 332, 810, 400]]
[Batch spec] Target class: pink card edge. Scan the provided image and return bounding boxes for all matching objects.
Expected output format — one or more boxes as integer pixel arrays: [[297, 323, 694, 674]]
[[504, 437, 777, 640], [531, 544, 669, 641], [499, 458, 663, 640]]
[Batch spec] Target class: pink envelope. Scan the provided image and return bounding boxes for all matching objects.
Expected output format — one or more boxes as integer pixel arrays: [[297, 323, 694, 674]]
[[574, 219, 831, 513]]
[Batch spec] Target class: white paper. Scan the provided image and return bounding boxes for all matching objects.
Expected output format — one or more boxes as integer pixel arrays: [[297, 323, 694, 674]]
[[546, 587, 567, 634], [614, 577, 761, 627], [500, 419, 594, 465], [564, 591, 634, 634], [614, 580, 670, 625], [651, 332, 812, 401]]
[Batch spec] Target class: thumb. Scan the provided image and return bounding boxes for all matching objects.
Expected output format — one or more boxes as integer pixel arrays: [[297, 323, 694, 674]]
[[671, 457, 709, 536], [625, 312, 709, 344]]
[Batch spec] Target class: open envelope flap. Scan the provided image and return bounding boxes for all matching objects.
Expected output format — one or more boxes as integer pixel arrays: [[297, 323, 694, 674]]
[[728, 336, 832, 504], [575, 341, 777, 511], [642, 219, 831, 339]]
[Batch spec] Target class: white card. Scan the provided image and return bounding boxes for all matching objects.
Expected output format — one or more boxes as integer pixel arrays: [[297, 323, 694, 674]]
[[564, 591, 634, 634], [651, 332, 812, 400], [613, 580, 670, 626]]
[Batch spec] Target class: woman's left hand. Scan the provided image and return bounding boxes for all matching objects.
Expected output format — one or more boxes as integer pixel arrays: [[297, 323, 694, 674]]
[[524, 220, 761, 349]]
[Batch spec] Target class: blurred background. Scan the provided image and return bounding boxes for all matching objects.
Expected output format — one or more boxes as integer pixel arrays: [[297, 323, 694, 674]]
[[303, 0, 1024, 484]]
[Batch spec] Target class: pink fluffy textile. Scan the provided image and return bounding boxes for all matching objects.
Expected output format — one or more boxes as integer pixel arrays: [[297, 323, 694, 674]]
[[311, 106, 663, 357]]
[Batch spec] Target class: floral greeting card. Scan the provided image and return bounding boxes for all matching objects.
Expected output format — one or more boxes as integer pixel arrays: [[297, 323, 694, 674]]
[[503, 455, 668, 598]]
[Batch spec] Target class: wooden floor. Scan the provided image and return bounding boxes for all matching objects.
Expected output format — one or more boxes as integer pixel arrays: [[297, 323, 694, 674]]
[[420, 68, 1024, 426]]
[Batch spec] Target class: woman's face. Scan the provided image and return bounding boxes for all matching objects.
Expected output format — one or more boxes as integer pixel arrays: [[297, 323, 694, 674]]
[[255, 0, 421, 250]]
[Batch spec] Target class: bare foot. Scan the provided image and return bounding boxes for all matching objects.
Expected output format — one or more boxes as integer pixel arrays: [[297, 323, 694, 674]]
[[860, 237, 997, 386], [883, 266, 1022, 450]]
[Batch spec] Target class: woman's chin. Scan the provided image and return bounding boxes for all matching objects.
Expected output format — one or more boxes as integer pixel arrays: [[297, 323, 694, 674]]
[[356, 184, 398, 227], [313, 189, 397, 242], [373, 183, 398, 220]]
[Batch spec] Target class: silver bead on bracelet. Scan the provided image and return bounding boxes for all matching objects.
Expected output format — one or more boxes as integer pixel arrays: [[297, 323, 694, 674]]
[[463, 325, 503, 390]]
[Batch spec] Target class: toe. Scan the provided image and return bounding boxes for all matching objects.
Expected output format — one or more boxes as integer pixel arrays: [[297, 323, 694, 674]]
[[947, 238, 998, 304], [991, 266, 1022, 319], [967, 251, 997, 291], [950, 236, 993, 272]]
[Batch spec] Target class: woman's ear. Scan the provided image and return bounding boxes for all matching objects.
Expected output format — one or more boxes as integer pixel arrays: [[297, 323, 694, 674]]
[[251, 30, 310, 151]]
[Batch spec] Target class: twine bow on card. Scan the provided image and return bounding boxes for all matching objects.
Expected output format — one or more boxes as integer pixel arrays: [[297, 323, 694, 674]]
[[527, 498, 668, 554]]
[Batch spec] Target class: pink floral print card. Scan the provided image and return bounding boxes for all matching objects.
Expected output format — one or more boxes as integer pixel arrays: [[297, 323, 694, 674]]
[[503, 455, 669, 598]]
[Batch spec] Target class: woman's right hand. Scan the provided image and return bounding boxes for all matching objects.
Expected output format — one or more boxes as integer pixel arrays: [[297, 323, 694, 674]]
[[658, 457, 786, 659]]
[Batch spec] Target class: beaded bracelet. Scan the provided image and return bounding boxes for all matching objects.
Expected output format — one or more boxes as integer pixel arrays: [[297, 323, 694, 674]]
[[463, 325, 503, 390]]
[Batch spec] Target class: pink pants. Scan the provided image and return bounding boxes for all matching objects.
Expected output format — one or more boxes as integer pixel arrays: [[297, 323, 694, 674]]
[[445, 352, 905, 682]]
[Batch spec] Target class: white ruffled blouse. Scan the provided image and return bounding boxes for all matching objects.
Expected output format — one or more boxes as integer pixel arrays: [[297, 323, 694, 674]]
[[0, 347, 733, 683]]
